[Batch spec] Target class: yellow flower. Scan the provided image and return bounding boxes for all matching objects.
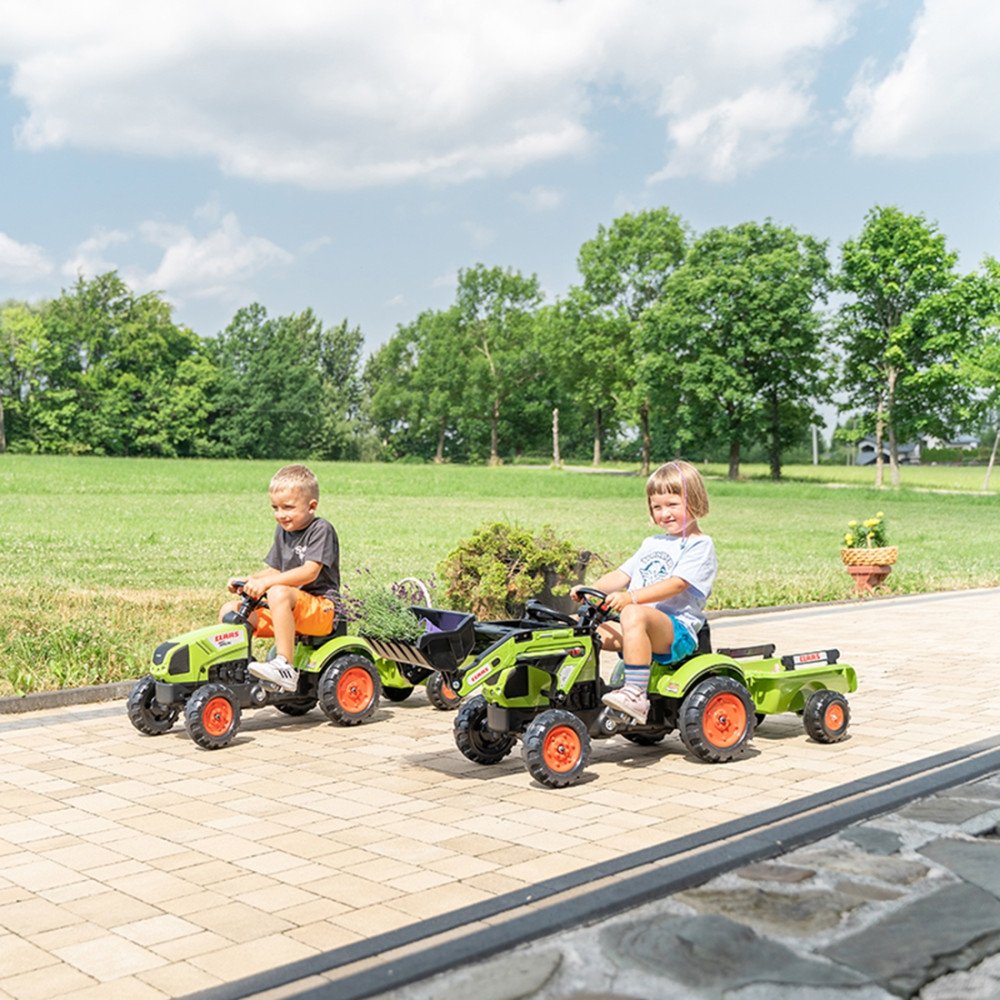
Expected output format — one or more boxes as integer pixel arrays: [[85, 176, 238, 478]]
[[876, 511, 884, 518], [848, 520, 858, 528], [845, 533, 855, 545]]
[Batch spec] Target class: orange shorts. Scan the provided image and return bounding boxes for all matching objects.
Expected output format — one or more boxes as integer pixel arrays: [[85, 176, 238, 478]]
[[253, 593, 337, 637]]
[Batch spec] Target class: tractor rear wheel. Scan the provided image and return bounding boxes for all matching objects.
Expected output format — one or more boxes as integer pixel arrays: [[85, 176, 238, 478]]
[[679, 675, 754, 763], [318, 654, 381, 725]]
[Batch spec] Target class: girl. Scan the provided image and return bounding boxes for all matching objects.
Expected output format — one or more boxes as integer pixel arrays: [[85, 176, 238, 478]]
[[572, 460, 716, 724]]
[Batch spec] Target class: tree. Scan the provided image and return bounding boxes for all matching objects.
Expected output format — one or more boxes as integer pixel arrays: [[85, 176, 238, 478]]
[[575, 208, 688, 470], [212, 304, 362, 460], [836, 206, 960, 487], [455, 264, 543, 465], [640, 221, 832, 479]]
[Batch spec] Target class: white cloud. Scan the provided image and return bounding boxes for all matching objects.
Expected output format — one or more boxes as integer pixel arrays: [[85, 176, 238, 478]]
[[0, 0, 860, 188], [846, 0, 1000, 158], [61, 210, 292, 306], [512, 186, 565, 211], [0, 231, 52, 281]]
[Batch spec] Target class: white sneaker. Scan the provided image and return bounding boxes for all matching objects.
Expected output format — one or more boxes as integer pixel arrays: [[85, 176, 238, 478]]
[[249, 655, 299, 692], [602, 684, 650, 725]]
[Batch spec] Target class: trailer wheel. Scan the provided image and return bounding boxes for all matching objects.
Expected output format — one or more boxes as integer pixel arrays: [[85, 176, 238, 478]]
[[382, 685, 414, 703], [426, 672, 461, 711], [803, 690, 850, 743], [454, 696, 515, 765], [679, 675, 754, 763], [185, 683, 241, 749], [523, 710, 591, 788]]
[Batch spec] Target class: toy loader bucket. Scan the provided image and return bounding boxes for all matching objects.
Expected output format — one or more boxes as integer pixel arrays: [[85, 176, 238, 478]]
[[365, 607, 476, 671]]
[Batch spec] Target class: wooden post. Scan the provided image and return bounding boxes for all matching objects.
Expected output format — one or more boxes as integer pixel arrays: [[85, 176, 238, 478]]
[[552, 407, 561, 467]]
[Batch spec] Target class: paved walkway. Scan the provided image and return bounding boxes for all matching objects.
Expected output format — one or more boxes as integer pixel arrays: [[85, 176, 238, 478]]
[[1, 589, 998, 999]]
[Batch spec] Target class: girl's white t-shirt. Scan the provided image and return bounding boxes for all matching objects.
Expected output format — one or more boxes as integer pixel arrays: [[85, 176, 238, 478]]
[[618, 533, 717, 639]]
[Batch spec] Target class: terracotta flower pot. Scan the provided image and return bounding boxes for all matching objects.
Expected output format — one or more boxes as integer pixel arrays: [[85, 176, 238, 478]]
[[845, 563, 892, 593]]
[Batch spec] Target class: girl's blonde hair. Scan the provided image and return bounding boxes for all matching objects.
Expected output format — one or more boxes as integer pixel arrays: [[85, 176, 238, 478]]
[[646, 460, 709, 519], [269, 464, 319, 502]]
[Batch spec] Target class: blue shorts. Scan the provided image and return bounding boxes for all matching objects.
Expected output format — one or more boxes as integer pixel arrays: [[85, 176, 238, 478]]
[[651, 616, 697, 665]]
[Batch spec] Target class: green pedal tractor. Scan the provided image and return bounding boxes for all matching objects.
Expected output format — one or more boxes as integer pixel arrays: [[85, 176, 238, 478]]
[[426, 588, 857, 787], [126, 584, 475, 750]]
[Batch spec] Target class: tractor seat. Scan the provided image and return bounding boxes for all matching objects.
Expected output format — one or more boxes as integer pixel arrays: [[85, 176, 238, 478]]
[[298, 617, 347, 648]]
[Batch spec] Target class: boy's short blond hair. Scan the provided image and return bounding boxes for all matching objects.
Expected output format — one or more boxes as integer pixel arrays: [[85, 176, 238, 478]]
[[269, 464, 319, 502], [646, 460, 709, 519]]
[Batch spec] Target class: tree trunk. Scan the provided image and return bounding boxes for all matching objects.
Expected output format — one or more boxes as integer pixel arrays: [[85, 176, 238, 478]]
[[874, 397, 885, 489], [489, 397, 501, 466], [767, 390, 782, 480], [592, 406, 603, 466], [984, 428, 1000, 492], [552, 407, 561, 467], [886, 367, 900, 487], [639, 401, 651, 475], [0, 395, 6, 454], [434, 417, 446, 464], [728, 438, 741, 480]]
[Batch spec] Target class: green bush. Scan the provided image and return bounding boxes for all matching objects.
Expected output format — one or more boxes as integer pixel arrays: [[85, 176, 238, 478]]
[[439, 521, 582, 619]]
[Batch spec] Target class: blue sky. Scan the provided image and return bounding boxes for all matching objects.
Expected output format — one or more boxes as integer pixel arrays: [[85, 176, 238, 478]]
[[1, 0, 998, 357]]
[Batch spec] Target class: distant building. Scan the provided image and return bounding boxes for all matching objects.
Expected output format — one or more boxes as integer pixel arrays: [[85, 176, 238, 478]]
[[857, 437, 920, 466]]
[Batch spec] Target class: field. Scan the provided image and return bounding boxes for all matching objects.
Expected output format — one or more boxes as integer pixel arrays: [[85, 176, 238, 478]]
[[1, 454, 997, 695]]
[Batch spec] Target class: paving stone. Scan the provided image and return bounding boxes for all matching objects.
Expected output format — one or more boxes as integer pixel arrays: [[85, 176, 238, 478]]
[[676, 885, 863, 935], [918, 952, 1000, 1000], [602, 913, 870, 994], [785, 846, 928, 885], [919, 837, 1000, 898], [734, 862, 816, 883], [382, 949, 562, 1000], [833, 878, 905, 903], [841, 824, 903, 856], [821, 883, 1000, 997], [899, 797, 996, 825]]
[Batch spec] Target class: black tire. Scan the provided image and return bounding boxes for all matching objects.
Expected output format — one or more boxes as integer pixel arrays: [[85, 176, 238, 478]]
[[318, 654, 380, 726], [426, 671, 462, 711], [755, 713, 766, 728], [127, 675, 178, 735], [622, 729, 669, 746], [382, 686, 414, 703], [454, 695, 515, 765], [185, 683, 241, 750], [679, 675, 754, 763], [803, 690, 850, 743], [275, 698, 318, 716], [522, 709, 591, 788]]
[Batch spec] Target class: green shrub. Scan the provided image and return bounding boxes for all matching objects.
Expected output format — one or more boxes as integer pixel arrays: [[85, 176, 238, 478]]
[[439, 521, 582, 619]]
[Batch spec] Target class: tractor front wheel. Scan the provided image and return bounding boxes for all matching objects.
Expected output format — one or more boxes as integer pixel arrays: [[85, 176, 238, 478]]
[[454, 695, 515, 765], [127, 675, 178, 735], [679, 675, 754, 763], [522, 709, 591, 788], [185, 683, 241, 749], [318, 654, 380, 726], [382, 685, 414, 703], [803, 690, 850, 743]]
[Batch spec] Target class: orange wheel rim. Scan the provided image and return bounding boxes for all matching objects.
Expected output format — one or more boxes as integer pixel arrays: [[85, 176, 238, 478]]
[[338, 667, 374, 712], [542, 725, 581, 773], [824, 702, 844, 730], [703, 692, 747, 748], [203, 697, 234, 737], [441, 684, 458, 702]]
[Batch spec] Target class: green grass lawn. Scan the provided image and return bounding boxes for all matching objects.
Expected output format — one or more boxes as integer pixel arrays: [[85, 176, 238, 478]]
[[2, 454, 997, 695]]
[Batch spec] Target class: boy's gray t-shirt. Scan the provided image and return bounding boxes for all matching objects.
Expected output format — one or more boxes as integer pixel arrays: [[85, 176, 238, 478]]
[[265, 516, 340, 600], [618, 533, 717, 639]]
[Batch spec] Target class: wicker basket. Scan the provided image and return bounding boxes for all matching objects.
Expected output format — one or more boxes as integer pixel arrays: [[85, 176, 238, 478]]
[[841, 545, 898, 567]]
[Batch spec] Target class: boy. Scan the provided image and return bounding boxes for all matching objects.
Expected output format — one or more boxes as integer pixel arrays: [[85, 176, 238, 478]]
[[220, 464, 339, 692]]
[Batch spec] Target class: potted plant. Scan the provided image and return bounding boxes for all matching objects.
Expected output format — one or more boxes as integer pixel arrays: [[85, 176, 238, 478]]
[[840, 511, 897, 591]]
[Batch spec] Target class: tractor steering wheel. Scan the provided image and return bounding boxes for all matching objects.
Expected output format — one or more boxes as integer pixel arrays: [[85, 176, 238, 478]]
[[229, 580, 266, 623], [572, 587, 618, 627]]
